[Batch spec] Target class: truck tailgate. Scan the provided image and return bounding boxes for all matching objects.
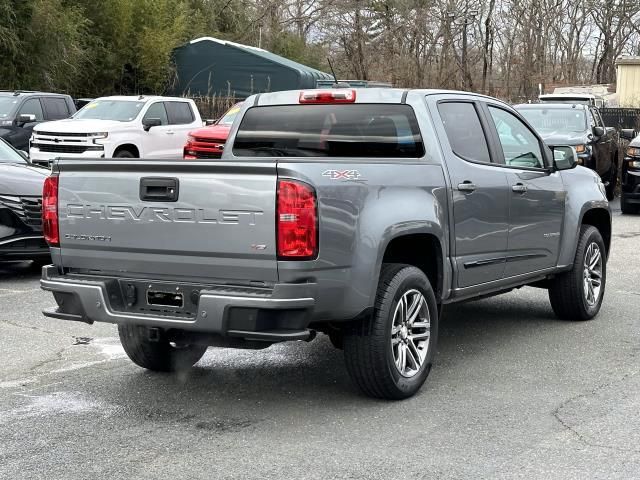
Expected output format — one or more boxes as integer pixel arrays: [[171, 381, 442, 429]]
[[56, 160, 277, 283]]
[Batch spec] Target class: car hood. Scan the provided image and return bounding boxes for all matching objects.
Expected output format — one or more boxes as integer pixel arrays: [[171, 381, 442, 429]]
[[629, 136, 640, 148], [0, 162, 48, 196], [189, 124, 231, 141], [33, 119, 126, 134], [538, 131, 589, 146]]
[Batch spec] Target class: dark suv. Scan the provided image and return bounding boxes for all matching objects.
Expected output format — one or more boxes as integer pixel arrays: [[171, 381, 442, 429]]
[[0, 91, 76, 151], [516, 103, 618, 200]]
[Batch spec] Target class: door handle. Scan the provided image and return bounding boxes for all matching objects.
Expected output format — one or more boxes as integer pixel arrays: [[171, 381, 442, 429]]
[[512, 183, 528, 194], [457, 181, 476, 193], [166, 130, 175, 135]]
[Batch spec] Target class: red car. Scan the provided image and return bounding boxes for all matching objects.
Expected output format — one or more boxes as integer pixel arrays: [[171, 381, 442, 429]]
[[183, 103, 242, 159]]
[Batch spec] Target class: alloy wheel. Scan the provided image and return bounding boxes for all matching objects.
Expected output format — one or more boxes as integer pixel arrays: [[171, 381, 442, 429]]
[[391, 289, 431, 378]]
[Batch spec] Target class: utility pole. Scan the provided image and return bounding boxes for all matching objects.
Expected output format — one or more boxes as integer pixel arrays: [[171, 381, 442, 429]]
[[460, 9, 478, 91]]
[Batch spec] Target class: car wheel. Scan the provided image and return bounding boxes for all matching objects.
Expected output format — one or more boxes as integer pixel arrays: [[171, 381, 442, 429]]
[[118, 324, 207, 372], [621, 194, 637, 214], [114, 149, 136, 158], [548, 225, 606, 320], [343, 264, 438, 400]]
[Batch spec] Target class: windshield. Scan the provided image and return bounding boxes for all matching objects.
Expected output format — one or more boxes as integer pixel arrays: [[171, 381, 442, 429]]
[[74, 100, 145, 121], [233, 104, 424, 158], [0, 96, 19, 119], [519, 107, 587, 133], [217, 104, 242, 126], [0, 139, 27, 163]]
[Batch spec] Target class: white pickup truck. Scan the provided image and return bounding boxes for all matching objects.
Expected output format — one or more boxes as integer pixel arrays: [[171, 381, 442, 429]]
[[29, 96, 202, 167]]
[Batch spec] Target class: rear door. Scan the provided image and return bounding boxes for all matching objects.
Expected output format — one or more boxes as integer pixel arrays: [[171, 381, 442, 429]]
[[483, 103, 565, 277], [57, 160, 278, 283], [431, 97, 510, 288], [165, 101, 198, 158]]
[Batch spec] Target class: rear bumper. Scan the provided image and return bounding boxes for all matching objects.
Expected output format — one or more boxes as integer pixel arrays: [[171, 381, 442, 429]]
[[40, 266, 316, 342]]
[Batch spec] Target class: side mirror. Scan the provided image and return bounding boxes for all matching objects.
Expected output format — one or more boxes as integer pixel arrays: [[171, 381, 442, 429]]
[[620, 128, 637, 141], [142, 118, 162, 131], [17, 114, 36, 125], [552, 146, 578, 170], [592, 126, 605, 137], [18, 150, 29, 161]]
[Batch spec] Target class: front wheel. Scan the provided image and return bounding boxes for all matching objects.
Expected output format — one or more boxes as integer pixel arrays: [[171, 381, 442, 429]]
[[548, 225, 606, 320], [118, 325, 208, 372], [343, 264, 438, 400]]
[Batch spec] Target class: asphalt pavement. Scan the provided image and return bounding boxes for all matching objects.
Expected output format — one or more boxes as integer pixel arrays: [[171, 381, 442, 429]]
[[1, 200, 639, 480]]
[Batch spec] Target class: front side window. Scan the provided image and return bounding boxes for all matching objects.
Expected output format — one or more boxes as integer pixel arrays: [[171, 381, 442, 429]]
[[233, 104, 424, 158], [438, 102, 491, 163], [142, 102, 168, 125], [488, 106, 545, 169], [18, 98, 44, 121], [74, 100, 145, 121]]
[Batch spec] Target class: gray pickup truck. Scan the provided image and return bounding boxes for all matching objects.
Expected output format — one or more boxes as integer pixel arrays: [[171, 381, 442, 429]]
[[40, 89, 611, 399]]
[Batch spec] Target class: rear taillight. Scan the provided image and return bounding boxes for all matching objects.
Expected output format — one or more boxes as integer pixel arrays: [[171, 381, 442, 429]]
[[277, 180, 317, 259], [299, 89, 356, 104], [42, 175, 59, 246]]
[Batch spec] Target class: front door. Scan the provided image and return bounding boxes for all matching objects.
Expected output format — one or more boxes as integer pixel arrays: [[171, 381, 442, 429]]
[[484, 104, 565, 277], [431, 98, 510, 288], [141, 102, 173, 158]]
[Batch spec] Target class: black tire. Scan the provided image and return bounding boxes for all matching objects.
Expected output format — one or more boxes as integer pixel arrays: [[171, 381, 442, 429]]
[[621, 194, 638, 214], [548, 225, 606, 321], [114, 149, 136, 158], [343, 264, 438, 400], [327, 330, 344, 350], [118, 324, 207, 372], [605, 164, 617, 201]]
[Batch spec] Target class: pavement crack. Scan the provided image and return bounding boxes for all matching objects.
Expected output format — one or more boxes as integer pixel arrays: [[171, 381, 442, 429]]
[[552, 369, 640, 454], [28, 348, 65, 372], [0, 318, 57, 335]]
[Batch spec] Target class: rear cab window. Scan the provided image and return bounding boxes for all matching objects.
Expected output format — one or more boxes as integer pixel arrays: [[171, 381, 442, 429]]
[[42, 97, 70, 120], [166, 101, 195, 125], [232, 104, 424, 158]]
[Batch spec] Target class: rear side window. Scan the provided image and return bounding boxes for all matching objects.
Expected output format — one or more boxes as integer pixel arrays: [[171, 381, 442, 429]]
[[233, 104, 424, 158], [438, 102, 491, 163], [166, 101, 194, 125], [42, 97, 70, 120]]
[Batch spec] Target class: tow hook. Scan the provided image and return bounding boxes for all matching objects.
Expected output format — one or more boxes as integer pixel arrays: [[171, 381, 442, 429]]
[[148, 327, 161, 342]]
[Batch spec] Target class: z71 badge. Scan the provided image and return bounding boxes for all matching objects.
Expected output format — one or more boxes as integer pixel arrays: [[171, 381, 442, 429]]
[[322, 169, 361, 180]]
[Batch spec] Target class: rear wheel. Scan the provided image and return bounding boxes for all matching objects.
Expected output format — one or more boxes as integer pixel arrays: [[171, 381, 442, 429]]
[[548, 225, 606, 320], [343, 264, 438, 400], [621, 194, 638, 214], [118, 325, 207, 372]]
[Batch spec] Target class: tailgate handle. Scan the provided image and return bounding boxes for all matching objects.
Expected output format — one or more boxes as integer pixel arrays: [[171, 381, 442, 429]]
[[139, 177, 179, 202]]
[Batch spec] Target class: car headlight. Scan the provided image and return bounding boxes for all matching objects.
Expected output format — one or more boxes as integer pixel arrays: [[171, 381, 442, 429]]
[[629, 160, 640, 169], [89, 132, 108, 138], [187, 135, 196, 144], [626, 146, 640, 157]]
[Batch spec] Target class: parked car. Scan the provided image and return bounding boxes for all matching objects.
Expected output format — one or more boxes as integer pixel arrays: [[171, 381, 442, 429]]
[[183, 103, 242, 159], [40, 88, 611, 400], [620, 128, 640, 214], [0, 138, 49, 262], [0, 91, 76, 152], [516, 103, 619, 200], [29, 96, 202, 167]]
